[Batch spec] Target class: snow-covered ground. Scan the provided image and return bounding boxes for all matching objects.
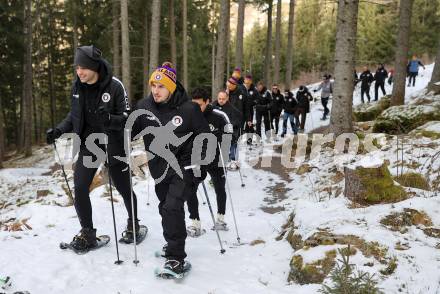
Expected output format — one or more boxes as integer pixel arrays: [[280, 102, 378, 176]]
[[1, 64, 439, 294]]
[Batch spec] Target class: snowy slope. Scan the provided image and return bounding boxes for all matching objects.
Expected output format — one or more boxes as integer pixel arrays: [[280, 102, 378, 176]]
[[1, 64, 439, 294]]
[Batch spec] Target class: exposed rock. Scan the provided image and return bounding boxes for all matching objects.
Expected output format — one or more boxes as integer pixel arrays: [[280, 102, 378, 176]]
[[344, 163, 408, 205], [354, 96, 391, 122], [380, 208, 433, 232], [288, 250, 337, 284], [373, 98, 440, 134]]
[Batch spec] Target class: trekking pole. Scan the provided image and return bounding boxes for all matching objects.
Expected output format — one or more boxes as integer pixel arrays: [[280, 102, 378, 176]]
[[201, 181, 225, 254], [53, 141, 74, 200], [125, 129, 139, 265], [146, 168, 151, 206], [236, 129, 245, 187], [103, 135, 123, 265], [218, 143, 242, 245]]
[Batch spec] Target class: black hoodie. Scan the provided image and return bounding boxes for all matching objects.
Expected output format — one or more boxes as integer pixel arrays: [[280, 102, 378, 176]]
[[132, 81, 210, 182], [56, 58, 130, 146]]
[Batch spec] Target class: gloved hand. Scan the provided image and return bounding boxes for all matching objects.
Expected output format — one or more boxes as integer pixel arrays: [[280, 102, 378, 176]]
[[184, 165, 207, 185], [97, 106, 111, 126], [46, 128, 61, 145]]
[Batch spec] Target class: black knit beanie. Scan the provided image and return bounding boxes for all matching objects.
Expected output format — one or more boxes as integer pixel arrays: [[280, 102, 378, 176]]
[[74, 45, 102, 72]]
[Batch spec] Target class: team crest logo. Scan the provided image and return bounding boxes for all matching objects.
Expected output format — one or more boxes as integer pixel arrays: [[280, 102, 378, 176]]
[[154, 74, 162, 81], [146, 115, 157, 121], [209, 124, 215, 132], [276, 97, 279, 100], [102, 93, 111, 103], [172, 115, 183, 127], [239, 95, 243, 100], [289, 99, 292, 102], [250, 91, 253, 95]]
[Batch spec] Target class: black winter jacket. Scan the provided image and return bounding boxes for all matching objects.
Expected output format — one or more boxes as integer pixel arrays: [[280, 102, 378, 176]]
[[283, 91, 298, 114], [271, 91, 284, 114], [255, 87, 272, 114], [228, 85, 248, 123], [204, 104, 232, 169], [132, 81, 210, 182], [56, 59, 129, 141], [212, 100, 242, 143], [359, 70, 374, 88], [374, 67, 388, 83], [245, 85, 258, 121], [296, 89, 312, 113]]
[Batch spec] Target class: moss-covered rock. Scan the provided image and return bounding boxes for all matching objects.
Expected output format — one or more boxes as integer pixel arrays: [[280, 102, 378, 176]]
[[303, 231, 389, 263], [380, 208, 433, 232], [409, 121, 440, 139], [394, 172, 430, 190], [373, 102, 440, 134], [288, 250, 337, 284], [344, 163, 408, 205], [354, 96, 391, 122], [286, 230, 304, 250]]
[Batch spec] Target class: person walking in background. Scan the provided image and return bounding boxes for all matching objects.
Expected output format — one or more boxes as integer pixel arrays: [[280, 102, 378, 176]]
[[281, 89, 298, 138], [359, 66, 374, 103], [374, 63, 388, 101], [314, 74, 333, 120], [407, 55, 425, 87], [270, 84, 284, 137], [295, 85, 312, 132]]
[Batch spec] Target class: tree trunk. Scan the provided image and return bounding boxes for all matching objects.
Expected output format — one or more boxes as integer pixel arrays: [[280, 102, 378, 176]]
[[213, 0, 229, 98], [120, 0, 131, 100], [112, 0, 121, 78], [183, 0, 188, 89], [391, 0, 414, 106], [149, 0, 161, 73], [226, 1, 231, 77], [273, 0, 282, 84], [48, 7, 55, 129], [211, 33, 216, 99], [72, 0, 78, 54], [169, 0, 177, 67], [22, 0, 33, 156], [0, 97, 4, 168], [143, 7, 149, 97], [285, 0, 295, 89], [328, 0, 359, 135], [264, 1, 273, 86], [235, 0, 245, 69], [428, 40, 440, 93]]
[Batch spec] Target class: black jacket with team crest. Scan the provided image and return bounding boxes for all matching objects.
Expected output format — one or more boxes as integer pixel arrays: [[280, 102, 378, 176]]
[[56, 58, 130, 144], [132, 81, 210, 182], [204, 104, 232, 169], [228, 85, 248, 123]]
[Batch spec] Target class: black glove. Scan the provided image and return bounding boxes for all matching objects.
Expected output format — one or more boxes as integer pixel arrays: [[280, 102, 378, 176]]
[[184, 165, 207, 185], [46, 128, 61, 145], [97, 106, 111, 126], [313, 89, 318, 93]]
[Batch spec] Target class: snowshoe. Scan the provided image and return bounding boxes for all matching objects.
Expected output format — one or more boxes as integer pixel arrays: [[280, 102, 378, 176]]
[[154, 259, 191, 279], [227, 161, 240, 172], [186, 219, 206, 238], [60, 228, 110, 254], [119, 219, 148, 244], [211, 214, 229, 231], [0, 276, 11, 290]]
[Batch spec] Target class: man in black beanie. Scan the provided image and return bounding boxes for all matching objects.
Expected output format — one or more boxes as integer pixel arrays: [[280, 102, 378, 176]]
[[46, 45, 145, 253]]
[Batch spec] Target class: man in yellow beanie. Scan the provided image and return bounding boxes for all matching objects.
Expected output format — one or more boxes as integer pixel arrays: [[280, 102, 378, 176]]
[[132, 62, 210, 278]]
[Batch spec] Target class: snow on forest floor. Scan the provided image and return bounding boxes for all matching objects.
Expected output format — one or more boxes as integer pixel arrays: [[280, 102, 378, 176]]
[[0, 64, 439, 294]]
